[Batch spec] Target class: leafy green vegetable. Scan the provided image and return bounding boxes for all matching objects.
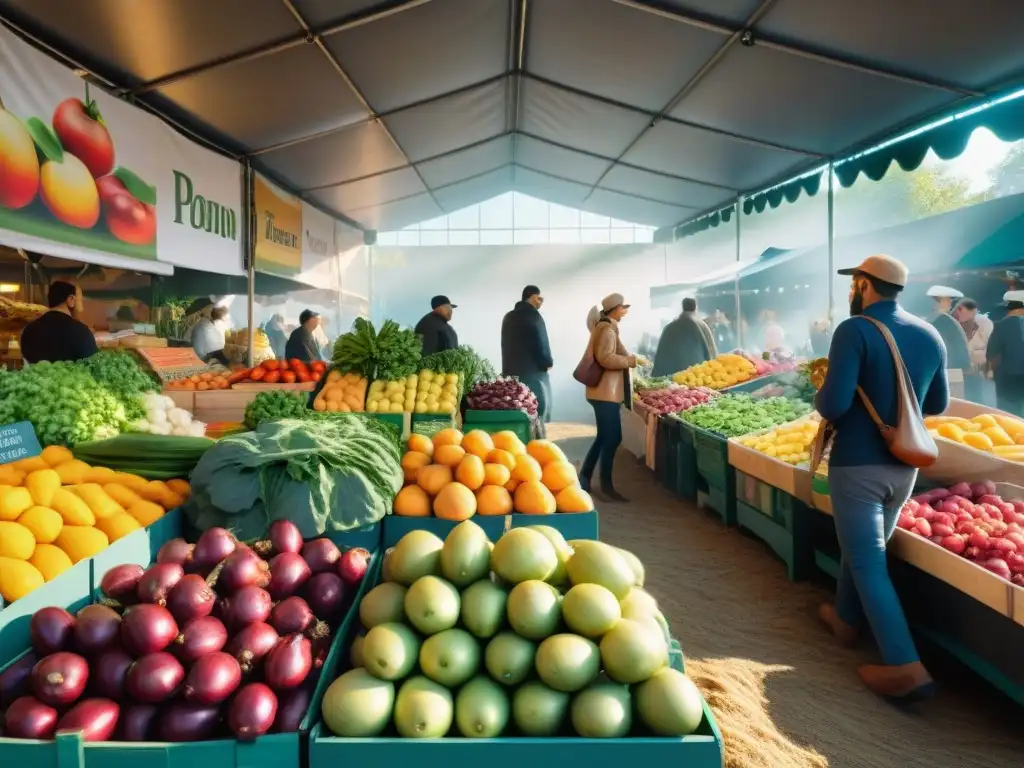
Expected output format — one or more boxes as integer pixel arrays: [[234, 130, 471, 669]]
[[0, 362, 132, 446], [77, 350, 159, 419], [332, 318, 422, 381], [421, 346, 496, 391], [244, 390, 308, 430], [681, 394, 811, 437], [185, 416, 403, 541]]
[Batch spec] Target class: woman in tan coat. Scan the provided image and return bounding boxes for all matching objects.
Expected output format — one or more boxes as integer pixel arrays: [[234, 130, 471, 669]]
[[579, 294, 641, 502]]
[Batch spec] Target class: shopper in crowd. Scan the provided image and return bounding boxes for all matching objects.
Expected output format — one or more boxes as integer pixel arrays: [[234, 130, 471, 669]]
[[21, 281, 98, 364], [986, 290, 1024, 415], [815, 255, 948, 703], [926, 285, 971, 372], [501, 285, 554, 438], [709, 308, 736, 351], [265, 313, 287, 360], [955, 298, 994, 404], [313, 316, 331, 361], [190, 303, 229, 365], [809, 318, 832, 356], [415, 295, 458, 357], [285, 309, 321, 363], [578, 293, 646, 503], [651, 297, 716, 377], [761, 309, 786, 352]]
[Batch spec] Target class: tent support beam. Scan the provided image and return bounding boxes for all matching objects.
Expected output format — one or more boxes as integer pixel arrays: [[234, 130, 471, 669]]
[[278, 0, 447, 215], [125, 0, 434, 97], [612, 0, 983, 97], [507, 0, 529, 166], [581, 0, 780, 205]]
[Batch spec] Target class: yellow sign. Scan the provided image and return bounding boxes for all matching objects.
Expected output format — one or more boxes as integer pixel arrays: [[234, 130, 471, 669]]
[[254, 174, 302, 276]]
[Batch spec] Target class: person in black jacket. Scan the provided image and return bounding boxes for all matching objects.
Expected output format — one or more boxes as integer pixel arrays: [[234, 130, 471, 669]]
[[501, 286, 554, 436], [285, 309, 321, 363], [415, 295, 459, 356], [651, 298, 716, 377]]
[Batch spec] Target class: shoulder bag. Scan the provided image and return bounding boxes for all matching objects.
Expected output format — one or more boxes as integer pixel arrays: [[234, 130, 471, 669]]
[[811, 315, 938, 472], [573, 326, 605, 387]]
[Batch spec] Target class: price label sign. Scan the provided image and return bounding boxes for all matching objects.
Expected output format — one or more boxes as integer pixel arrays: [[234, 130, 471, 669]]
[[0, 421, 42, 464]]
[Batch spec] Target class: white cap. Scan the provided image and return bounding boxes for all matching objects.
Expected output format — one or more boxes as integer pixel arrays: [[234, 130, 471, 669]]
[[1003, 290, 1024, 303], [926, 285, 963, 299]]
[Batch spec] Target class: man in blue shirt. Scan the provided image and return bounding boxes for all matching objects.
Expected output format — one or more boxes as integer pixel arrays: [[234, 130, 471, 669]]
[[815, 254, 948, 704]]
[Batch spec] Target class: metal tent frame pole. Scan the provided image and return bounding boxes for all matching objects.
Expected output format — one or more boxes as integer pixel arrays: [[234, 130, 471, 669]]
[[734, 199, 743, 349], [244, 159, 256, 369], [827, 162, 836, 328]]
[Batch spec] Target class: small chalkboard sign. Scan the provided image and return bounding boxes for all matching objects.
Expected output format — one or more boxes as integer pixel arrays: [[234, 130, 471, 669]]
[[0, 421, 42, 464]]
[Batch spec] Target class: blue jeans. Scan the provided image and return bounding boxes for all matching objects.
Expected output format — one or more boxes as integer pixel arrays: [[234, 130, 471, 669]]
[[581, 399, 621, 487], [829, 464, 920, 666]]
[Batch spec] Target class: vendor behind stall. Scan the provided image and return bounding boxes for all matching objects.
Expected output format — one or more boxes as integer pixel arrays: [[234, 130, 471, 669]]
[[986, 290, 1024, 416], [285, 309, 321, 363], [191, 303, 229, 365], [20, 281, 98, 364]]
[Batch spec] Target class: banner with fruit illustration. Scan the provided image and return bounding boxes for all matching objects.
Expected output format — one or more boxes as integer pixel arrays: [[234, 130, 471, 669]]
[[0, 26, 243, 275]]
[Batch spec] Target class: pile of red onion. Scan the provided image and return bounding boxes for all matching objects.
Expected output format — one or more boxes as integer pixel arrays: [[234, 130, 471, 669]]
[[466, 377, 539, 417], [0, 520, 370, 744]]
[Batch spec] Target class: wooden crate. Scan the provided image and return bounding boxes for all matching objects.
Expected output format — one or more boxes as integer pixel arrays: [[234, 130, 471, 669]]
[[193, 390, 258, 423]]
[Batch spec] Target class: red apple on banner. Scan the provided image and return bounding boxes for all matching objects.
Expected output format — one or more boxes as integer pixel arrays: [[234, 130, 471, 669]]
[[97, 173, 156, 245], [52, 97, 114, 178]]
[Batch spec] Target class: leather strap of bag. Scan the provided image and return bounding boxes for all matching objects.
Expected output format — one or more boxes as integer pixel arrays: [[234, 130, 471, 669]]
[[854, 316, 919, 430]]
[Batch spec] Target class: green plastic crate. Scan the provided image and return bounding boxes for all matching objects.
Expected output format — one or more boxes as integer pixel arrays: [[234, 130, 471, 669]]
[[463, 409, 533, 444], [735, 490, 814, 582], [0, 545, 384, 768], [693, 427, 731, 488], [307, 558, 723, 768], [734, 471, 773, 517], [697, 480, 735, 526], [509, 510, 599, 541], [0, 560, 91, 664], [675, 419, 700, 501]]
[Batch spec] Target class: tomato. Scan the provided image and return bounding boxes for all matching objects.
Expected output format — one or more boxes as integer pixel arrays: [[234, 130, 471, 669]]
[[262, 360, 280, 371], [289, 359, 304, 370], [295, 371, 311, 383], [264, 370, 281, 384], [250, 367, 266, 381], [227, 368, 251, 384], [281, 371, 297, 384], [311, 361, 326, 373]]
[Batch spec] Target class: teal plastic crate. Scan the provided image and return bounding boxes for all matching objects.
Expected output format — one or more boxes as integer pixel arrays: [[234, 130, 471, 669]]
[[735, 490, 814, 582], [509, 510, 599, 541], [657, 417, 680, 495], [675, 419, 700, 501], [463, 410, 532, 444], [0, 560, 91, 664], [697, 481, 735, 526], [0, 546, 384, 768], [308, 555, 723, 768]]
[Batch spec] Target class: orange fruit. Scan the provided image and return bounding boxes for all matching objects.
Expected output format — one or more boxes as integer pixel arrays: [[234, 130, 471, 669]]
[[417, 464, 453, 496], [394, 485, 431, 517], [407, 434, 434, 457], [526, 440, 567, 466], [514, 481, 556, 515], [400, 451, 432, 484], [555, 486, 594, 513], [492, 431, 526, 454], [486, 449, 517, 471], [434, 444, 467, 467], [455, 455, 485, 490], [433, 482, 476, 521], [433, 428, 464, 448], [476, 485, 513, 516], [511, 454, 542, 483], [541, 461, 578, 493], [482, 463, 511, 487], [462, 430, 495, 459]]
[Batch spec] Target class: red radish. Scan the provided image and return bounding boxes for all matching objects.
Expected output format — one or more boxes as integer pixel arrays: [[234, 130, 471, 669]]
[[270, 596, 314, 635], [1014, 574, 1024, 587], [0, 652, 38, 708], [137, 563, 184, 606], [982, 558, 1011, 580], [4, 696, 58, 739], [126, 652, 184, 703], [30, 607, 76, 656], [931, 523, 955, 537], [305, 573, 346, 621], [32, 652, 89, 706], [159, 702, 222, 742], [301, 539, 340, 574], [91, 648, 134, 699], [56, 698, 120, 741], [183, 652, 241, 705], [100, 564, 144, 604], [1007, 532, 1024, 550], [74, 605, 122, 655], [264, 633, 312, 690], [990, 537, 1018, 555], [273, 685, 311, 733], [338, 548, 370, 584], [166, 574, 216, 624], [948, 482, 972, 498], [228, 683, 278, 740], [226, 622, 279, 673], [913, 518, 932, 538], [941, 534, 967, 555], [220, 585, 272, 629], [157, 538, 195, 567], [267, 552, 312, 599], [269, 520, 303, 555], [215, 549, 270, 593], [965, 546, 983, 560], [121, 604, 178, 656], [1007, 552, 1024, 574], [971, 481, 997, 498], [191, 527, 237, 571], [119, 704, 159, 741], [968, 530, 990, 549], [174, 616, 229, 663], [896, 513, 915, 531]]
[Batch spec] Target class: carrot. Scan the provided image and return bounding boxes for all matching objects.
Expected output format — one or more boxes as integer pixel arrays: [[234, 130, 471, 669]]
[[250, 367, 266, 381], [227, 368, 251, 384]]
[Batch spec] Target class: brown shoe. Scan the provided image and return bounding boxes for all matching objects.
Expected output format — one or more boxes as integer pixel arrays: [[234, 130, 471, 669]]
[[858, 662, 936, 705], [818, 603, 858, 646]]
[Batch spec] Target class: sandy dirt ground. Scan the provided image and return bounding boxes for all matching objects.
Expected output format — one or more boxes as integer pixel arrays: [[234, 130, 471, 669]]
[[548, 422, 1022, 768]]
